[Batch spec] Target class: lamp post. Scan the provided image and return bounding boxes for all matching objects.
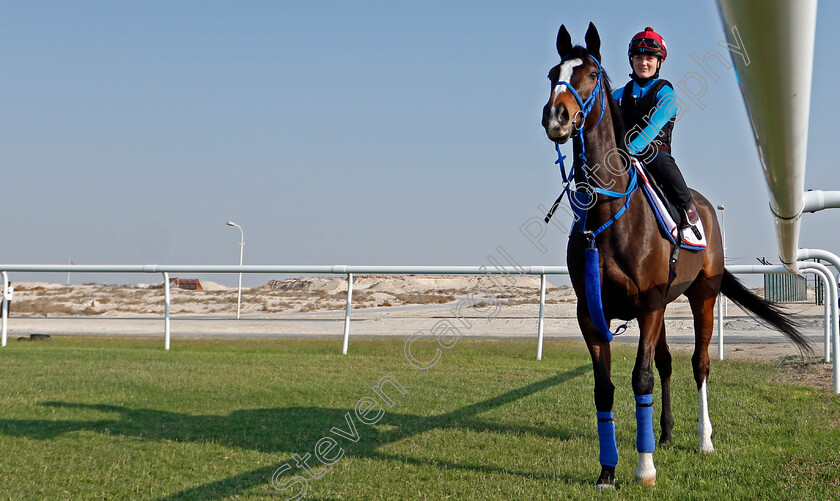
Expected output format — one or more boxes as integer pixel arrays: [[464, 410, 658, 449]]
[[226, 221, 245, 319], [716, 205, 727, 316], [716, 205, 726, 258]]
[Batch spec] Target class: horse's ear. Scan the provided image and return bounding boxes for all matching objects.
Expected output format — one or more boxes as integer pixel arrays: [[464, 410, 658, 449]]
[[585, 22, 601, 61], [556, 25, 572, 57]]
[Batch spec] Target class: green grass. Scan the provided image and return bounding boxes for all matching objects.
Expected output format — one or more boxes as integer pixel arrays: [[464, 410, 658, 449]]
[[0, 336, 838, 500]]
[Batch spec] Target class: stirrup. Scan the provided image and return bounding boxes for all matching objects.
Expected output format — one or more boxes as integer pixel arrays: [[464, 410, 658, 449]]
[[681, 204, 702, 239], [681, 204, 700, 228]]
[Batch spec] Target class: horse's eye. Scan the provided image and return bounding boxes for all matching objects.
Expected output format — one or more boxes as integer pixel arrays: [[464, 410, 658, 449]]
[[590, 71, 599, 79]]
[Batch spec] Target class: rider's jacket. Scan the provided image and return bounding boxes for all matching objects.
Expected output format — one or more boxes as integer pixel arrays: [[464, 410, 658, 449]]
[[612, 77, 679, 154]]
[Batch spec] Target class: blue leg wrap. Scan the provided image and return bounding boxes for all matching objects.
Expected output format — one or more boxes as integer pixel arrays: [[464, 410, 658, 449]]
[[635, 394, 656, 453], [596, 411, 618, 467], [584, 248, 613, 343]]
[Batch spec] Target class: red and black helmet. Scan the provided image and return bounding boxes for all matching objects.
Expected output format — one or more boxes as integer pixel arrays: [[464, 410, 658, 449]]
[[628, 27, 667, 61]]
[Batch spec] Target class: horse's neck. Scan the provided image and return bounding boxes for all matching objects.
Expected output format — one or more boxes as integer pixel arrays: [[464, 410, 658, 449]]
[[574, 108, 646, 253], [578, 112, 631, 196]]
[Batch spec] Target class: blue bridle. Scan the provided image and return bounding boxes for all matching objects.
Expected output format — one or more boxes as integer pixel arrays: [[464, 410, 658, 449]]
[[546, 54, 637, 342], [547, 54, 637, 241], [552, 55, 605, 180]]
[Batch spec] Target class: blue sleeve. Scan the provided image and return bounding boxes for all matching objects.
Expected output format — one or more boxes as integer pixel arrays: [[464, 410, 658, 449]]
[[611, 87, 623, 103], [626, 84, 679, 155]]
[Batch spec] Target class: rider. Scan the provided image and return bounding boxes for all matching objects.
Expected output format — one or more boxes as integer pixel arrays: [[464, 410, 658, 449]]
[[612, 27, 699, 229]]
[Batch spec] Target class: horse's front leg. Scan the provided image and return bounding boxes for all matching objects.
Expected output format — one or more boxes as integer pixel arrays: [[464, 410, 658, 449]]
[[632, 308, 666, 486], [579, 308, 617, 490]]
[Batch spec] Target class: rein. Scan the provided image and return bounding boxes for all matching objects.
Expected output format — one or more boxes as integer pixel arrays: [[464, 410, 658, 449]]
[[544, 54, 635, 342]]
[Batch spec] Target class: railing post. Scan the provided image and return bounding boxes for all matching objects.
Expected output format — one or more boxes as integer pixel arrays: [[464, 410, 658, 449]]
[[799, 263, 837, 364], [812, 270, 832, 363], [825, 276, 831, 363], [537, 273, 545, 360], [1, 271, 8, 347], [536, 273, 546, 361], [798, 250, 840, 394], [717, 293, 724, 361], [342, 273, 353, 355], [163, 272, 171, 351]]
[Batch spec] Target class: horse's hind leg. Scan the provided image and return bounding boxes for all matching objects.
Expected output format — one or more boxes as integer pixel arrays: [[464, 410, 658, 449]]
[[654, 327, 674, 446], [686, 281, 718, 453]]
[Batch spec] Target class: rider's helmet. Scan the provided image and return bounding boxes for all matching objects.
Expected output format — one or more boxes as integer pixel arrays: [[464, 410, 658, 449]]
[[628, 27, 667, 63]]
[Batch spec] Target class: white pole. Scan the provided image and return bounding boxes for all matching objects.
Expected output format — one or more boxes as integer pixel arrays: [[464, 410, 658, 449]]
[[810, 268, 831, 363], [717, 205, 728, 316], [163, 272, 171, 351], [799, 262, 837, 365], [536, 273, 546, 361], [226, 221, 245, 320], [717, 0, 818, 270], [717, 293, 724, 361], [826, 279, 831, 362], [342, 273, 353, 355], [797, 267, 832, 362], [1, 271, 8, 347], [797, 249, 840, 394], [237, 240, 244, 319], [820, 272, 830, 362]]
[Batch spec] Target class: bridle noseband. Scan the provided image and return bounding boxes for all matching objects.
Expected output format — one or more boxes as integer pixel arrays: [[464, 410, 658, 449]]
[[545, 54, 638, 244], [552, 55, 606, 134], [550, 54, 606, 182]]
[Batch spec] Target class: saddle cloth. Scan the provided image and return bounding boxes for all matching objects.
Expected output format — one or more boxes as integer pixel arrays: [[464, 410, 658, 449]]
[[634, 158, 707, 250]]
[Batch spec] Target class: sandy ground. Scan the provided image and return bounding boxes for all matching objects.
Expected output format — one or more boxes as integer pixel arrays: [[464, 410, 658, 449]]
[[2, 277, 832, 366]]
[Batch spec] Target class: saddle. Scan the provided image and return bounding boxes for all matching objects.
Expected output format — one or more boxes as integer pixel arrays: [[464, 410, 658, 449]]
[[634, 159, 707, 250]]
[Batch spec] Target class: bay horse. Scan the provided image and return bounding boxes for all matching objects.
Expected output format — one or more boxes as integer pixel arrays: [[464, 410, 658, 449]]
[[541, 23, 810, 489]]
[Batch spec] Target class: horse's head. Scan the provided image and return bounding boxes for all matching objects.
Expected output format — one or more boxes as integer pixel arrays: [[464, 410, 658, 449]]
[[542, 23, 603, 144]]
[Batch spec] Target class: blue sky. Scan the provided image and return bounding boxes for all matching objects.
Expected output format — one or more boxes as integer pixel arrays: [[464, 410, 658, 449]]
[[2, 1, 838, 286]]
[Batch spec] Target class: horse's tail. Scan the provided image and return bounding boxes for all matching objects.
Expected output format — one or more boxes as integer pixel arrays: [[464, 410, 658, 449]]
[[720, 270, 813, 353]]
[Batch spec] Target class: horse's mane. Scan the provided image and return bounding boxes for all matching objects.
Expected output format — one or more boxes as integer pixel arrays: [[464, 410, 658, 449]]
[[601, 70, 628, 152], [564, 45, 627, 152]]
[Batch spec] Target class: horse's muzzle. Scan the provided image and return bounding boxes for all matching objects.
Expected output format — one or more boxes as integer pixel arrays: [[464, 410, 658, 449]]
[[543, 102, 573, 143], [545, 125, 572, 144]]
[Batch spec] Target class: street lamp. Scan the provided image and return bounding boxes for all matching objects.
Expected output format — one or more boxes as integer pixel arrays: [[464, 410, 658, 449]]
[[226, 221, 245, 319], [716, 205, 727, 316], [716, 205, 726, 258]]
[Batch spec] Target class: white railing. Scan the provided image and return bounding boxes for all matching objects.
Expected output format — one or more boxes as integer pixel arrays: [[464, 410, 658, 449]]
[[0, 264, 569, 356], [1, 263, 837, 392]]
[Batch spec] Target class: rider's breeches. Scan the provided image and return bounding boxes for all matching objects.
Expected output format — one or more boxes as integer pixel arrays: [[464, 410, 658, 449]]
[[642, 150, 692, 211]]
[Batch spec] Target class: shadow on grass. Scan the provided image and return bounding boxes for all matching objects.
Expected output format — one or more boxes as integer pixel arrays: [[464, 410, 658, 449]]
[[0, 364, 591, 499]]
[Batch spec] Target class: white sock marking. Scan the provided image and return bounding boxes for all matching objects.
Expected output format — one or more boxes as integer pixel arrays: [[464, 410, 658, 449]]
[[698, 379, 714, 452], [635, 452, 656, 482]]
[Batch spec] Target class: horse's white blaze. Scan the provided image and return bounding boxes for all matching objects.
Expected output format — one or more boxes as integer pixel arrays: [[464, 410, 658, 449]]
[[553, 58, 583, 96], [698, 379, 714, 452], [634, 453, 656, 483]]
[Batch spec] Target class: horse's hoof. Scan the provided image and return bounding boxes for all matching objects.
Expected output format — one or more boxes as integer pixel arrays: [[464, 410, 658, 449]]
[[595, 465, 615, 490], [634, 475, 657, 486], [634, 453, 657, 486]]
